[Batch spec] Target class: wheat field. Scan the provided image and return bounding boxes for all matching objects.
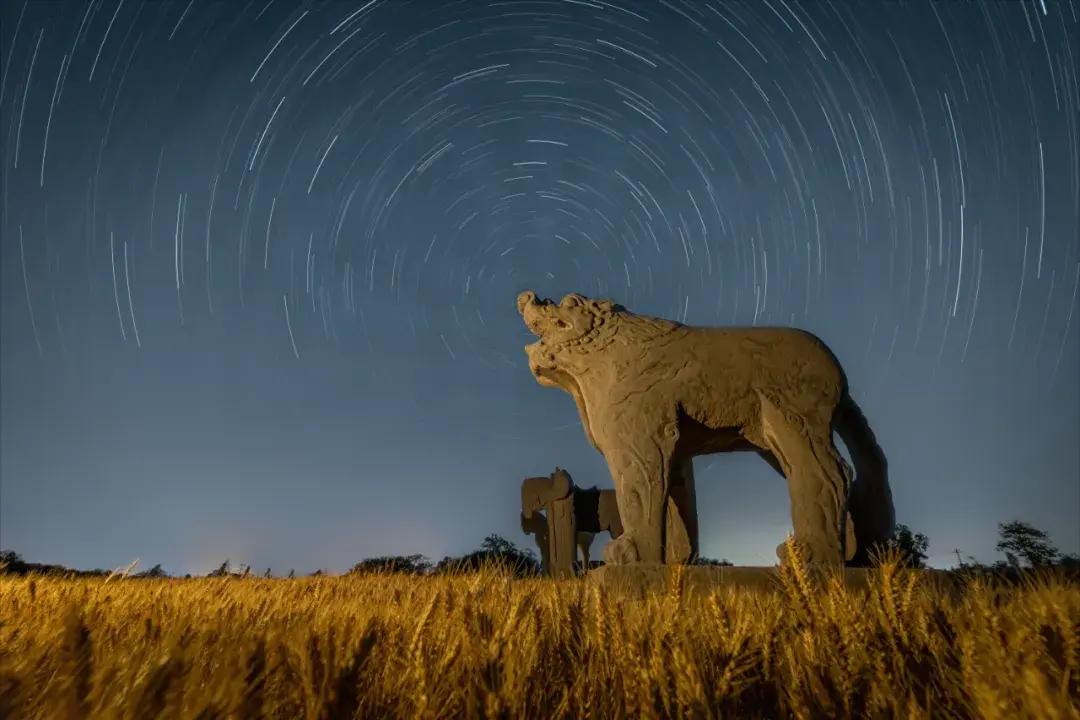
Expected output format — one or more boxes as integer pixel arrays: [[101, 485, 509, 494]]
[[1, 551, 1078, 720]]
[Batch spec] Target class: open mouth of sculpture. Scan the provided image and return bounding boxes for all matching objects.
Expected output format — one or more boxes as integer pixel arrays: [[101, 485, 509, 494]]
[[518, 291, 560, 344], [518, 291, 590, 380], [523, 316, 567, 376], [524, 315, 551, 338]]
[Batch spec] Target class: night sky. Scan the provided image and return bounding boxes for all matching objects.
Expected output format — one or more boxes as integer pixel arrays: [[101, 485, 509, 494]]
[[1, 0, 1077, 574]]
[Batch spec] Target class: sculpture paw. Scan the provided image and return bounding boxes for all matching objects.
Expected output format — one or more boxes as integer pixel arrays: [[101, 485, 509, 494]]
[[776, 538, 843, 567], [603, 534, 640, 565]]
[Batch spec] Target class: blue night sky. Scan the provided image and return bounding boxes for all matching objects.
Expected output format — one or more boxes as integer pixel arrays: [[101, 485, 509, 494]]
[[1, 0, 1077, 574]]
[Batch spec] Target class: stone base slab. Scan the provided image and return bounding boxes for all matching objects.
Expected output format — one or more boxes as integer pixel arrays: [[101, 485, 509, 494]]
[[586, 564, 955, 595]]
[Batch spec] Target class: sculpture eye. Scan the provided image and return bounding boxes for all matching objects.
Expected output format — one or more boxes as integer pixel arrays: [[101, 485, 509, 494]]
[[554, 319, 570, 329]]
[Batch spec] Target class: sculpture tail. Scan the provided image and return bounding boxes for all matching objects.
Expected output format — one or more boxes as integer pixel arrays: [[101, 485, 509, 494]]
[[834, 391, 895, 565]]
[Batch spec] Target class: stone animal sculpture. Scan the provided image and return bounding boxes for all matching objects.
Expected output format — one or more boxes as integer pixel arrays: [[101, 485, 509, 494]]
[[517, 290, 894, 567], [521, 467, 623, 576], [571, 485, 624, 567], [520, 509, 599, 574]]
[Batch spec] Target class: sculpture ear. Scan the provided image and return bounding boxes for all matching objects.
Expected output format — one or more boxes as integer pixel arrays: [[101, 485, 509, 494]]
[[591, 299, 618, 316], [551, 469, 572, 498]]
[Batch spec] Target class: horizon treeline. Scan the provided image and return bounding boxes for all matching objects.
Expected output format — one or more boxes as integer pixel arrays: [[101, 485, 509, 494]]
[[2, 520, 1077, 579]]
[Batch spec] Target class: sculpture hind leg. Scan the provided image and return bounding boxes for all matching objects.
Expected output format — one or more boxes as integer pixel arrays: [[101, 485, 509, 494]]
[[835, 392, 894, 565], [755, 394, 849, 565], [756, 446, 856, 563], [756, 451, 855, 561], [576, 532, 594, 569]]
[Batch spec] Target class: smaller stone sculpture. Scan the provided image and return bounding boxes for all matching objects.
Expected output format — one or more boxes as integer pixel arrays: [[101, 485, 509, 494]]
[[521, 467, 576, 577], [521, 467, 623, 576], [571, 486, 624, 567]]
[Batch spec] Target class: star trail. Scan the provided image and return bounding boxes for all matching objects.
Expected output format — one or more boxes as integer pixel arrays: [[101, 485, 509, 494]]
[[1, 0, 1077, 573]]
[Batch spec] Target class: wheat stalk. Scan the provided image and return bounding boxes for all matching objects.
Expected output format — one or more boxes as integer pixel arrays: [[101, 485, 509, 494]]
[[0, 564, 1076, 718]]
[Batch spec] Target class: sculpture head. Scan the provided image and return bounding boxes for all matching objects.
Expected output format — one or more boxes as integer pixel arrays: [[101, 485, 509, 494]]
[[516, 290, 621, 387], [597, 490, 623, 538], [520, 466, 574, 518]]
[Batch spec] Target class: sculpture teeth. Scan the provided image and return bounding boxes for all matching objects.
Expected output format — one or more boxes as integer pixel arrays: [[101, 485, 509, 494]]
[[562, 323, 602, 348]]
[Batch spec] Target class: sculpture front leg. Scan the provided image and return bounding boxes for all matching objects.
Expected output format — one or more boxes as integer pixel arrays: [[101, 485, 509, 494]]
[[599, 421, 678, 565], [546, 495, 577, 578], [666, 457, 698, 563]]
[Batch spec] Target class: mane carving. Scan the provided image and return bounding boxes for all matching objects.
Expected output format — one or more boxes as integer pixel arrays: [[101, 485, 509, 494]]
[[556, 303, 681, 357]]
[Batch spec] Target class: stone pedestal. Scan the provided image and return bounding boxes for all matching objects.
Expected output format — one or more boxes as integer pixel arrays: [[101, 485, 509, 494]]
[[587, 564, 879, 595], [587, 564, 960, 596]]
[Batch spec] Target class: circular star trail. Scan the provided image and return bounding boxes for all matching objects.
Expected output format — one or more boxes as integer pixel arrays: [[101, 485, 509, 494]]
[[2, 1, 1077, 571]]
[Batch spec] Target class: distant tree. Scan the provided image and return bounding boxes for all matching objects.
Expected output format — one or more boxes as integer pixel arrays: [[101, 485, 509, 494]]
[[137, 564, 167, 578], [0, 551, 106, 577], [434, 534, 540, 577], [480, 534, 538, 566], [480, 534, 521, 556], [690, 556, 733, 566], [208, 559, 231, 578], [264, 568, 272, 578], [952, 549, 979, 570], [351, 554, 432, 575], [0, 550, 26, 574], [996, 521, 1060, 568], [310, 569, 324, 577], [888, 524, 930, 568], [287, 569, 295, 579], [951, 548, 1011, 574]]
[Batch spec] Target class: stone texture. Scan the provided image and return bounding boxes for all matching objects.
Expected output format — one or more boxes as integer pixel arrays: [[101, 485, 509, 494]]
[[517, 290, 895, 567]]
